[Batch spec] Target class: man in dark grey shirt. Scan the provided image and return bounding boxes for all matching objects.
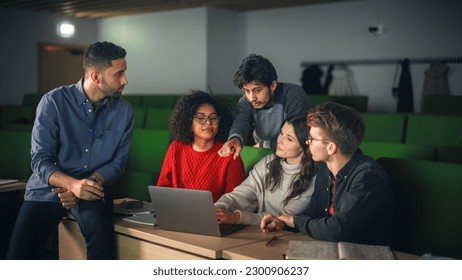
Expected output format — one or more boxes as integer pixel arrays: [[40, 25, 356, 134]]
[[218, 54, 309, 159]]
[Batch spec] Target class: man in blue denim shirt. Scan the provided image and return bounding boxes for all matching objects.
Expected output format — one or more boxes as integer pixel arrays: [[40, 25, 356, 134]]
[[261, 102, 392, 246], [7, 41, 134, 259]]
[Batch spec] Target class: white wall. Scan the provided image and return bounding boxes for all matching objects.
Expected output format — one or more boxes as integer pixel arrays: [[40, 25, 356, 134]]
[[98, 0, 461, 112], [1, 0, 461, 112], [0, 8, 98, 105], [99, 7, 244, 96], [206, 8, 244, 95], [240, 0, 462, 112], [99, 8, 209, 95]]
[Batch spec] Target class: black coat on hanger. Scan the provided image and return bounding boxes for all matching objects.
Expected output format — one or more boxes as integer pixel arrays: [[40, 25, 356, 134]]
[[396, 59, 414, 112], [301, 64, 325, 95]]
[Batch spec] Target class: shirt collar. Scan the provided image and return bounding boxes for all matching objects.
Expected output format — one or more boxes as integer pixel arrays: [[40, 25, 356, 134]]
[[75, 77, 114, 109], [336, 148, 364, 180], [75, 77, 88, 106]]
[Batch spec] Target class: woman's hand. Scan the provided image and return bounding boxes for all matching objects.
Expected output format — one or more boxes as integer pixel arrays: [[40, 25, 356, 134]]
[[260, 213, 285, 233], [215, 208, 240, 224]]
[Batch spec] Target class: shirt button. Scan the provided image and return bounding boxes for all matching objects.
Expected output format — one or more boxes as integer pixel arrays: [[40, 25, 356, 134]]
[[88, 109, 92, 113], [326, 188, 329, 191], [85, 149, 89, 152], [324, 208, 328, 212], [83, 165, 87, 169]]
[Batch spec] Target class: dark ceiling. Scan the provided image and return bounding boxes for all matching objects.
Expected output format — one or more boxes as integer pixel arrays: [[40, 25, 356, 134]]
[[0, 0, 357, 19]]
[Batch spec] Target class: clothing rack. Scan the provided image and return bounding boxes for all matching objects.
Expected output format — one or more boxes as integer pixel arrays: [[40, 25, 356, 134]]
[[300, 56, 462, 67]]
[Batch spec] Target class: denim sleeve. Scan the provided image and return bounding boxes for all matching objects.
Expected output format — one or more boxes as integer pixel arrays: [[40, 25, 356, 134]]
[[30, 94, 62, 185]]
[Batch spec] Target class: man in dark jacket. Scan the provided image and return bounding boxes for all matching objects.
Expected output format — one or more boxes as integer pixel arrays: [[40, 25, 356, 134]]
[[260, 102, 392, 246]]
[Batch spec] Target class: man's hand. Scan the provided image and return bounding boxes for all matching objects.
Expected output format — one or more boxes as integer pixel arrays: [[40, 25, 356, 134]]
[[218, 137, 242, 160], [69, 178, 105, 201], [215, 208, 240, 224], [52, 187, 79, 209], [49, 171, 105, 202], [260, 213, 285, 233], [278, 214, 295, 228]]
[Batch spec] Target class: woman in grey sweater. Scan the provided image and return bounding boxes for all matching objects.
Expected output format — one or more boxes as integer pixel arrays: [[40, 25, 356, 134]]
[[215, 114, 316, 225]]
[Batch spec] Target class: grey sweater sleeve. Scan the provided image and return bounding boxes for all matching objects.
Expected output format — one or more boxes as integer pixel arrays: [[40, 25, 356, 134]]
[[283, 83, 310, 116], [238, 174, 316, 225], [227, 97, 254, 145], [215, 154, 316, 226], [214, 154, 273, 223]]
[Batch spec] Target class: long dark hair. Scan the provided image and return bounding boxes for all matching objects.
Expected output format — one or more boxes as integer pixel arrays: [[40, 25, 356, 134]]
[[264, 114, 316, 206]]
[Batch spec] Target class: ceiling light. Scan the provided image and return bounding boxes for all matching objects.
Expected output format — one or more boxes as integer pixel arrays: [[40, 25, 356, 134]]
[[57, 22, 75, 38]]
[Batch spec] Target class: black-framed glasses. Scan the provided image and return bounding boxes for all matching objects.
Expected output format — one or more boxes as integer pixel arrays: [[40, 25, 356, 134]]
[[194, 114, 220, 125], [306, 135, 331, 145]]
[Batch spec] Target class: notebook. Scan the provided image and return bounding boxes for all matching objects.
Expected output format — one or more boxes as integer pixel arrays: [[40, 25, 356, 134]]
[[114, 200, 155, 215], [148, 186, 245, 237], [122, 212, 157, 226]]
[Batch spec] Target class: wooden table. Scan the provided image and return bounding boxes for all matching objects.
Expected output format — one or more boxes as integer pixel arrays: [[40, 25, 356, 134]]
[[223, 232, 313, 260], [0, 181, 26, 193], [222, 232, 420, 260], [58, 216, 293, 260], [58, 197, 420, 260]]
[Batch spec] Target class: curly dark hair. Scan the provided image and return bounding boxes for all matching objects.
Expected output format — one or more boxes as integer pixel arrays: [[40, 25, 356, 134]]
[[83, 41, 126, 72], [264, 114, 316, 206], [169, 90, 234, 144], [233, 54, 278, 88]]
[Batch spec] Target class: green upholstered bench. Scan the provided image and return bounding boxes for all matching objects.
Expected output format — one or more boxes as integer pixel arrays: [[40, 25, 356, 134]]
[[405, 115, 462, 147], [239, 146, 272, 175], [144, 108, 173, 130], [360, 142, 437, 161], [377, 157, 462, 259], [0, 130, 32, 181], [361, 113, 407, 143]]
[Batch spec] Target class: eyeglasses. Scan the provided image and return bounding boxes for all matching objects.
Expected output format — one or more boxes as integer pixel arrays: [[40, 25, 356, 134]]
[[194, 114, 220, 125], [306, 135, 331, 145]]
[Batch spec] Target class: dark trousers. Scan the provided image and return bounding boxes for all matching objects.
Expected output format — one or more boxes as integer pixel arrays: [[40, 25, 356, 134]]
[[6, 197, 116, 260]]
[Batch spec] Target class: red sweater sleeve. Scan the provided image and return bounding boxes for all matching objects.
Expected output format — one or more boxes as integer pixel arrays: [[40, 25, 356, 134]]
[[156, 142, 175, 187], [225, 156, 245, 193]]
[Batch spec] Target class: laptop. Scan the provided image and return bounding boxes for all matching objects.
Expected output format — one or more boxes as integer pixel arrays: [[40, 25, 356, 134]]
[[148, 186, 245, 237]]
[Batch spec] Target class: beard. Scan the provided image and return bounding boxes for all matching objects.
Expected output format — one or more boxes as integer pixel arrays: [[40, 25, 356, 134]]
[[99, 76, 123, 97]]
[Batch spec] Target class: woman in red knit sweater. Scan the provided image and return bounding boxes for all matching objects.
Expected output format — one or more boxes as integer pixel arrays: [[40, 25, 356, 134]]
[[157, 90, 245, 201]]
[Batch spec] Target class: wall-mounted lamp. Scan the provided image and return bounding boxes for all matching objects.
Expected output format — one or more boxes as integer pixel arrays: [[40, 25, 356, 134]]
[[369, 0, 386, 36], [368, 25, 386, 36], [57, 22, 75, 38]]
